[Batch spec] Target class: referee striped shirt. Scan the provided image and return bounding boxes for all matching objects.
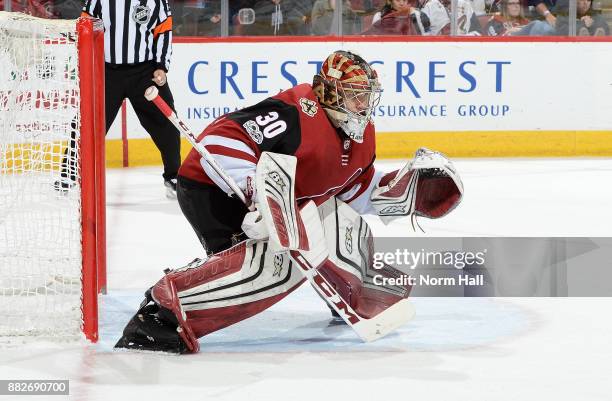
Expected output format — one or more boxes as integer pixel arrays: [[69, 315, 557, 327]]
[[82, 0, 173, 72]]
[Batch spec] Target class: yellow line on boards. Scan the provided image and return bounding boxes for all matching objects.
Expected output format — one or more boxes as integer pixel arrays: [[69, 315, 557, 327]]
[[102, 131, 612, 168], [376, 131, 612, 158]]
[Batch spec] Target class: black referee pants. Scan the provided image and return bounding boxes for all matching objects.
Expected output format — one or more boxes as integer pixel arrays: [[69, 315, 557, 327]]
[[105, 62, 181, 181], [61, 62, 180, 182]]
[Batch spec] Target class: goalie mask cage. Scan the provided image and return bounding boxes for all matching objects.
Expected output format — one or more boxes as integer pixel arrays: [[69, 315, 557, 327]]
[[0, 12, 105, 342]]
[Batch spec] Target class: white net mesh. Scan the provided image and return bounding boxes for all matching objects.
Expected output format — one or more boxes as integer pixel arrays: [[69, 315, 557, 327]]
[[0, 12, 83, 340]]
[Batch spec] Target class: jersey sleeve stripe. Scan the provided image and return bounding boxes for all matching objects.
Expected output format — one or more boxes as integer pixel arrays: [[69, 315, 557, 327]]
[[199, 155, 256, 195], [202, 135, 256, 158], [205, 145, 259, 165]]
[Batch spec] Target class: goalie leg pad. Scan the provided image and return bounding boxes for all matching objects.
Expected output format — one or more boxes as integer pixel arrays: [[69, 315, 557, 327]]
[[149, 240, 305, 352], [317, 198, 412, 319], [318, 260, 410, 319]]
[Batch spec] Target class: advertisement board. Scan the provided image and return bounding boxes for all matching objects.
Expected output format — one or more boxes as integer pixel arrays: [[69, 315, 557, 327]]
[[106, 38, 612, 164]]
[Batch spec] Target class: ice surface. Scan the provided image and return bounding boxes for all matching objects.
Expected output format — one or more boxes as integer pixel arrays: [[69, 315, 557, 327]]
[[2, 159, 612, 401]]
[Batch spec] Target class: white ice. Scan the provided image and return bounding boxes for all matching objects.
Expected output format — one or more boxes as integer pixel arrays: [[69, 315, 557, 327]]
[[2, 158, 612, 401]]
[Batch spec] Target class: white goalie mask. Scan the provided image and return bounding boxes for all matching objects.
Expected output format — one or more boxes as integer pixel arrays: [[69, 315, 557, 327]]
[[313, 51, 382, 143]]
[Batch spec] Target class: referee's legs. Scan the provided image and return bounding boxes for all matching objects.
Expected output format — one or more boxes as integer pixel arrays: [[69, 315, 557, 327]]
[[129, 72, 181, 182], [105, 66, 128, 132], [58, 66, 124, 188]]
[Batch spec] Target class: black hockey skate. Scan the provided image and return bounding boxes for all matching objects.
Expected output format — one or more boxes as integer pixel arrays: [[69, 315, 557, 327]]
[[114, 301, 188, 354], [164, 178, 177, 199]]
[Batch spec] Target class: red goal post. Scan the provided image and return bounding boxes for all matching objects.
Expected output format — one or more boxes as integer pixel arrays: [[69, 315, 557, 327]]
[[77, 16, 106, 342], [0, 13, 106, 343]]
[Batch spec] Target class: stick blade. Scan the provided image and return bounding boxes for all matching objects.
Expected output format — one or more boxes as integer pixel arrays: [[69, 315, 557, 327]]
[[354, 299, 415, 342]]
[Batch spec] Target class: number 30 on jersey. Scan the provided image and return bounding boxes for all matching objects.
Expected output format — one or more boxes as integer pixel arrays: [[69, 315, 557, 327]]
[[243, 112, 287, 144]]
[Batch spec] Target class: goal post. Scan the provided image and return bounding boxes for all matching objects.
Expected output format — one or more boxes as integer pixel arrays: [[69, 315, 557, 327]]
[[0, 12, 106, 343], [77, 15, 106, 342]]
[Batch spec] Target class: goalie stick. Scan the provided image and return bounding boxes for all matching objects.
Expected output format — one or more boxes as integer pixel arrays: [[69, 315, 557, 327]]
[[144, 86, 253, 210], [145, 86, 414, 342]]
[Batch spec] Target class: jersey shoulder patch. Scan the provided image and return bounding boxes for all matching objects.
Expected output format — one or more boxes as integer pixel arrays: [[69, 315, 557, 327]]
[[226, 98, 301, 155], [298, 97, 318, 117]]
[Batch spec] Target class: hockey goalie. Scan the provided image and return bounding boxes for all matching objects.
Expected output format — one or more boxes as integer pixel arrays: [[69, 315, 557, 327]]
[[115, 51, 463, 353]]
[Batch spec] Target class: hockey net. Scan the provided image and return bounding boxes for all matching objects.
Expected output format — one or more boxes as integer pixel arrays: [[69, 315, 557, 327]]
[[0, 12, 105, 342]]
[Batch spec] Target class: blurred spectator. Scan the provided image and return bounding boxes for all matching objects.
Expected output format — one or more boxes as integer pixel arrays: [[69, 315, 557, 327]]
[[555, 0, 609, 34], [511, 0, 557, 34], [456, 0, 484, 33], [1, 0, 80, 18], [530, 0, 556, 22], [411, 0, 446, 34], [242, 0, 312, 35], [363, 7, 420, 34], [1, 0, 47, 17], [485, 0, 529, 35], [486, 0, 502, 13], [486, 0, 529, 14], [173, 0, 222, 36], [414, 0, 483, 35], [293, 0, 315, 34], [351, 0, 381, 13], [351, 0, 384, 28], [371, 0, 411, 24], [51, 0, 80, 18], [311, 0, 359, 34], [485, 0, 521, 13], [516, 0, 609, 36], [471, 0, 487, 15]]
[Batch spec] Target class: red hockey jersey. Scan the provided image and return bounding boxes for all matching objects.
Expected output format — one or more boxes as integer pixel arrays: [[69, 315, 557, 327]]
[[178, 83, 378, 210]]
